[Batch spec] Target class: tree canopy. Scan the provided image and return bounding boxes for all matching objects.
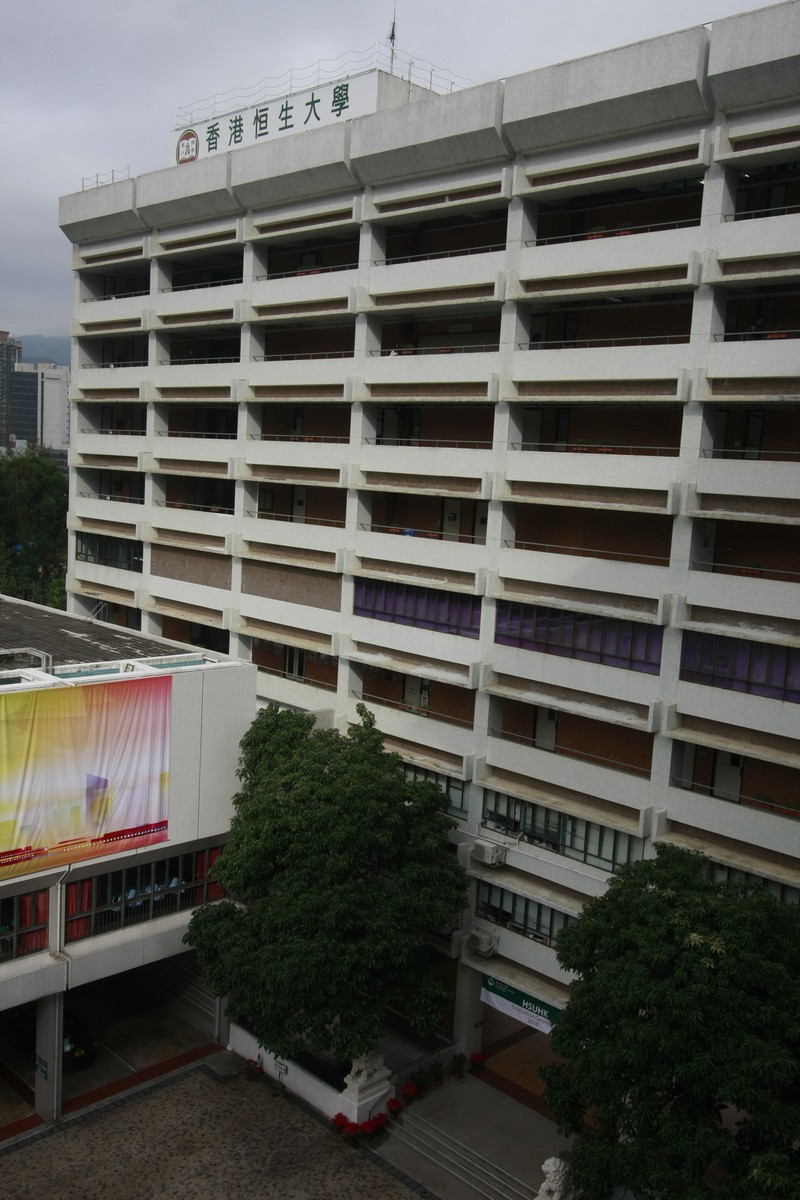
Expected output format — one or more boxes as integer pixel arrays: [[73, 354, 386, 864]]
[[0, 449, 67, 607], [185, 703, 467, 1062], [541, 844, 800, 1200]]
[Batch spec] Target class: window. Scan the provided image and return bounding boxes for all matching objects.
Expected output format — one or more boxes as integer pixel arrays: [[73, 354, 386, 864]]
[[680, 631, 800, 703], [76, 532, 143, 571], [354, 579, 481, 639], [64, 846, 224, 943], [404, 764, 468, 816], [476, 881, 575, 946], [482, 789, 643, 871], [0, 889, 48, 960], [495, 601, 662, 674], [705, 861, 799, 906]]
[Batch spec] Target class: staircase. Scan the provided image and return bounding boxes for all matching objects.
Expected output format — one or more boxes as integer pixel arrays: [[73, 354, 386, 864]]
[[386, 1106, 531, 1200]]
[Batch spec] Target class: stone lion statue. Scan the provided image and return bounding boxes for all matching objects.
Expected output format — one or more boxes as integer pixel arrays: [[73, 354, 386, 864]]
[[535, 1155, 573, 1200]]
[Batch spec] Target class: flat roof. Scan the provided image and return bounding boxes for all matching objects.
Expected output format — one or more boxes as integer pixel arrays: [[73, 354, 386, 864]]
[[0, 595, 212, 670]]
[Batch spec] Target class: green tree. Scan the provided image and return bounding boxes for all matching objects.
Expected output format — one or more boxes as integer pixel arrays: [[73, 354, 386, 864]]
[[0, 449, 67, 607], [185, 703, 467, 1062], [541, 845, 800, 1200]]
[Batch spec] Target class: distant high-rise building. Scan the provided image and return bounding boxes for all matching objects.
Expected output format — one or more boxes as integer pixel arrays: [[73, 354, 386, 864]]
[[10, 361, 70, 460], [0, 331, 22, 449]]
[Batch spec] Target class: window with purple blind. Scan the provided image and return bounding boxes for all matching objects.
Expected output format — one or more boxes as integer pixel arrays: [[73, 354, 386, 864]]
[[495, 601, 662, 674], [680, 631, 800, 703], [353, 578, 481, 638]]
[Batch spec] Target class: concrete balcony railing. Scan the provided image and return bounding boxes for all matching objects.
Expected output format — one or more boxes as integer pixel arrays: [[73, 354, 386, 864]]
[[240, 512, 346, 561], [694, 455, 799, 504], [155, 281, 242, 322], [706, 334, 800, 382], [151, 435, 237, 470], [712, 210, 800, 282], [245, 435, 349, 474], [77, 292, 149, 327], [496, 543, 668, 603], [73, 431, 147, 460], [246, 355, 354, 389], [359, 439, 491, 482], [352, 527, 487, 576], [504, 446, 678, 495], [368, 249, 504, 303], [675, 678, 800, 745], [365, 347, 499, 388], [686, 565, 798, 624], [516, 225, 697, 297], [344, 692, 475, 759], [512, 340, 691, 384], [249, 267, 357, 313], [491, 641, 662, 718], [483, 734, 651, 814]]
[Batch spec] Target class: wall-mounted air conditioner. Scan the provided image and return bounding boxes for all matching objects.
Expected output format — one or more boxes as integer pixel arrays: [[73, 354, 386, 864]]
[[470, 840, 506, 867], [469, 929, 498, 957]]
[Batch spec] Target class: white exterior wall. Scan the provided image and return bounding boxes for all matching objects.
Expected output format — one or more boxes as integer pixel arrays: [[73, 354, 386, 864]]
[[60, 2, 800, 1038]]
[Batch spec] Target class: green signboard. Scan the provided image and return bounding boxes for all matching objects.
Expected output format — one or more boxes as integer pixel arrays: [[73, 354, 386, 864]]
[[480, 974, 561, 1034]]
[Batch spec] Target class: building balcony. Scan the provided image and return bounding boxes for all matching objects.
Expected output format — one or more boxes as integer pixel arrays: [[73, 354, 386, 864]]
[[345, 691, 476, 758], [73, 431, 147, 462], [674, 678, 800, 744], [359, 440, 492, 485], [368, 249, 505, 305], [707, 332, 800, 383], [239, 511, 346, 563], [245, 436, 348, 474], [155, 282, 241, 323], [686, 566, 798, 626], [496, 543, 668, 605], [365, 347, 501, 390], [249, 267, 356, 316], [511, 339, 691, 384], [247, 355, 354, 389], [694, 456, 799, 507], [150, 436, 236, 472], [516, 225, 696, 299], [504, 446, 679, 495], [491, 640, 662, 716], [352, 526, 486, 577], [484, 733, 652, 815], [713, 210, 800, 283], [664, 783, 800, 865], [150, 501, 235, 542], [76, 292, 149, 329]]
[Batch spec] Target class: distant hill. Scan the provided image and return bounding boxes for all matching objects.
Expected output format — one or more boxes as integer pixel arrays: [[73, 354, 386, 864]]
[[16, 336, 71, 366]]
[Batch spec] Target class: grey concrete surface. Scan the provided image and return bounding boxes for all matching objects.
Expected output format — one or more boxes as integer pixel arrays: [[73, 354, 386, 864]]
[[0, 1059, 428, 1200]]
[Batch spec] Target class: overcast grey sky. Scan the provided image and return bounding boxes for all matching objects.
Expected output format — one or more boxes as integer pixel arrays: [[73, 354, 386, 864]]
[[0, 0, 782, 336]]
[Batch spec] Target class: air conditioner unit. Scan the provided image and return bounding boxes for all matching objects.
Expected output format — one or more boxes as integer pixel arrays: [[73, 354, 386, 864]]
[[469, 929, 498, 957], [471, 840, 505, 867]]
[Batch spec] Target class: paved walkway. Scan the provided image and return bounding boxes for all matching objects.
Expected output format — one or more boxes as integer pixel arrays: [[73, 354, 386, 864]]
[[0, 1056, 425, 1200], [375, 1071, 571, 1199]]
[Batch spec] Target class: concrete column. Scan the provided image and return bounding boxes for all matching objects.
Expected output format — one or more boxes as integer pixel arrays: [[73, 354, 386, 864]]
[[452, 962, 484, 1054], [34, 992, 64, 1122]]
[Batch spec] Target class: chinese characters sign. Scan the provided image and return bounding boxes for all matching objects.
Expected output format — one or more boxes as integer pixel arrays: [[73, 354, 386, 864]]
[[176, 72, 380, 165]]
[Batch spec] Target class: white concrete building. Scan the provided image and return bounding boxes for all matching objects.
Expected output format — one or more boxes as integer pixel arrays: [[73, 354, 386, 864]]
[[59, 2, 800, 1070], [0, 600, 255, 1122], [10, 362, 70, 455]]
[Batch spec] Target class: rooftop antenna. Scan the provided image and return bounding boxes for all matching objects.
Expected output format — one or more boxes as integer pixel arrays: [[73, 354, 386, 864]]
[[389, 1, 397, 75]]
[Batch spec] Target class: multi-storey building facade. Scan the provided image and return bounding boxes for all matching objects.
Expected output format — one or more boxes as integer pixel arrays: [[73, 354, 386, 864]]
[[0, 331, 23, 449], [60, 3, 800, 1066], [10, 362, 70, 458]]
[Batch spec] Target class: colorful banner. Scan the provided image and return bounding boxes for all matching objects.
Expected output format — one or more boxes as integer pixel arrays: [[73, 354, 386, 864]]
[[480, 975, 561, 1034], [0, 675, 170, 880]]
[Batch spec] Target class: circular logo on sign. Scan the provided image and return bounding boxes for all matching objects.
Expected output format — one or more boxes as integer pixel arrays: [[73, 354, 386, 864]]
[[176, 129, 199, 165]]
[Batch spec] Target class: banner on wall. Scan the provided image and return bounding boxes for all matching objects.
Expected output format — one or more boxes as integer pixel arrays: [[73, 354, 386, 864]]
[[0, 675, 171, 881], [480, 975, 561, 1034]]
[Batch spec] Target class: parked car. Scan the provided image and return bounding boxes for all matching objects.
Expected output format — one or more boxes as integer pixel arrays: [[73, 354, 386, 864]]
[[7, 1005, 97, 1068]]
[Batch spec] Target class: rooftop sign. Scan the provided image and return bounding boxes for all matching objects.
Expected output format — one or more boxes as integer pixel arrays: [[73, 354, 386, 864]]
[[176, 71, 380, 165]]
